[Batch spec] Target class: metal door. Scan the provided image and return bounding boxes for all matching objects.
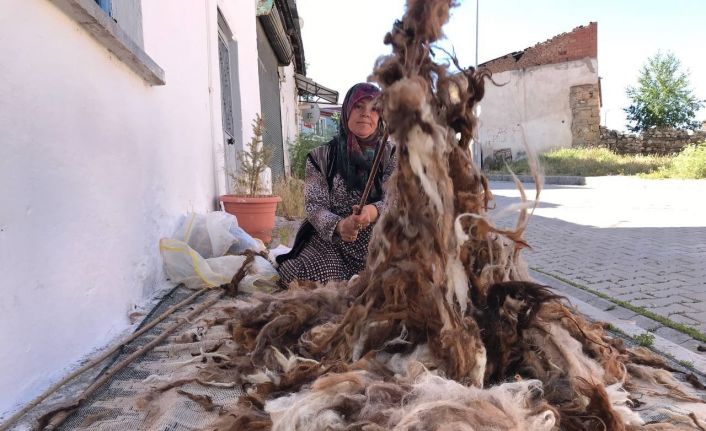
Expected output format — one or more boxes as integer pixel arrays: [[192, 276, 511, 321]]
[[217, 13, 242, 193], [256, 22, 285, 180]]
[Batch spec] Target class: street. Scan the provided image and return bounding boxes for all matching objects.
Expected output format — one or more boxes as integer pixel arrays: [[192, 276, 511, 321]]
[[491, 177, 706, 352]]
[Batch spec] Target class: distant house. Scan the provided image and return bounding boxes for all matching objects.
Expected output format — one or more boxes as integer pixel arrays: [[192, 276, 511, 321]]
[[0, 0, 314, 415], [296, 74, 340, 141], [477, 22, 600, 163], [300, 105, 341, 141]]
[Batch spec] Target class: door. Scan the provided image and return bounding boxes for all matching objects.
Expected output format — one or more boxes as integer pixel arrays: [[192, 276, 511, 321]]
[[256, 22, 285, 180], [217, 12, 242, 193]]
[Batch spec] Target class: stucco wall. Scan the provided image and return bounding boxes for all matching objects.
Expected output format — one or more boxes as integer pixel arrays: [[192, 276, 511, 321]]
[[0, 0, 260, 415], [279, 63, 299, 173], [477, 58, 598, 161]]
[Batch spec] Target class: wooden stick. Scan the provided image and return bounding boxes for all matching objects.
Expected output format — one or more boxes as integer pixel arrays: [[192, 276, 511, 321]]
[[42, 291, 225, 430], [0, 287, 209, 431], [354, 132, 389, 215]]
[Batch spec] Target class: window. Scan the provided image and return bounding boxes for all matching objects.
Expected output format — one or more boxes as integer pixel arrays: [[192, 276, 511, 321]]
[[49, 0, 162, 84], [94, 0, 112, 16]]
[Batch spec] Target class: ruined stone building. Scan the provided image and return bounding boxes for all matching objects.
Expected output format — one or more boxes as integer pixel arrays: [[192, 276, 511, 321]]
[[477, 22, 600, 164]]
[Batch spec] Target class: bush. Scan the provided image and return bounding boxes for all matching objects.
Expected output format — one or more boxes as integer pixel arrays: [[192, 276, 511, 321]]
[[645, 143, 706, 179], [273, 176, 305, 220], [634, 332, 655, 347], [289, 133, 326, 179]]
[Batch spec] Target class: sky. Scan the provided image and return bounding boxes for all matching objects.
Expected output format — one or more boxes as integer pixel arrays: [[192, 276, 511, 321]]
[[297, 0, 706, 131]]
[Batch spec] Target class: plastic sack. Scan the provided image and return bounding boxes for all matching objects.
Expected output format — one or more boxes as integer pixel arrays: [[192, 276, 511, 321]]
[[172, 212, 265, 258], [159, 212, 277, 292], [228, 225, 265, 255], [268, 245, 292, 266]]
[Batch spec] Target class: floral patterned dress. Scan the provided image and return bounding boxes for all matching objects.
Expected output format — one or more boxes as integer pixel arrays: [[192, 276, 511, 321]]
[[277, 143, 396, 286]]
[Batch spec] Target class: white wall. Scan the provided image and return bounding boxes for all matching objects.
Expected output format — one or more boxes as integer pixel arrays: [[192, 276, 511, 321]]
[[279, 63, 299, 173], [477, 58, 599, 160], [0, 0, 260, 415]]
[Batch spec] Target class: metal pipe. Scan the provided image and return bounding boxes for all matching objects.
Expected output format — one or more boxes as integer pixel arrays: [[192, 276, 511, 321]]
[[475, 0, 479, 68]]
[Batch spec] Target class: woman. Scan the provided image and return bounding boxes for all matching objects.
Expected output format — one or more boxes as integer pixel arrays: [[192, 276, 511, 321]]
[[277, 83, 396, 286]]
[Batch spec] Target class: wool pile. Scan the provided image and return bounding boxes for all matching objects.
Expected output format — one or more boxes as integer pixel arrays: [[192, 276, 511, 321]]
[[55, 0, 706, 429]]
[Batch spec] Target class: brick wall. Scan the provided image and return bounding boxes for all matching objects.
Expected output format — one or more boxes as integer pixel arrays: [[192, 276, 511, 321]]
[[599, 127, 706, 155], [481, 22, 597, 74], [570, 84, 600, 147]]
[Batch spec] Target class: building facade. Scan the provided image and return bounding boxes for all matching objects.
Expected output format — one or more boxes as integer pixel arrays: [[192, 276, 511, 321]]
[[477, 22, 600, 164], [0, 0, 304, 415]]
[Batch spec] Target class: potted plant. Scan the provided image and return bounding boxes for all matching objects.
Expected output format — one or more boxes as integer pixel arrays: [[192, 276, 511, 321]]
[[220, 114, 282, 243]]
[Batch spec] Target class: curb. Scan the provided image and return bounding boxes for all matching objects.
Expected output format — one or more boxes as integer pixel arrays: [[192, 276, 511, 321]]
[[530, 269, 706, 374], [486, 173, 586, 186]]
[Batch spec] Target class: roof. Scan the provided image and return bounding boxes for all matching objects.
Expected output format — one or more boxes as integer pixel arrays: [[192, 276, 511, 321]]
[[257, 0, 306, 75], [295, 73, 339, 104], [480, 22, 597, 74]]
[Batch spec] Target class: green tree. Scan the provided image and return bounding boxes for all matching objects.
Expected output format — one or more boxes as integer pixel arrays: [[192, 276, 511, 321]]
[[289, 133, 324, 179], [624, 51, 704, 132]]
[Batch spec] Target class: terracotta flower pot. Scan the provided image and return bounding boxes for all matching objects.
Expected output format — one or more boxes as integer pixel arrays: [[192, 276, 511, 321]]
[[219, 195, 282, 243]]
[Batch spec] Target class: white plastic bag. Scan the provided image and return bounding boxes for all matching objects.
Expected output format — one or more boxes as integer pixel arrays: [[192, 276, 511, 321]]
[[228, 225, 266, 255], [159, 212, 277, 292], [172, 212, 265, 258], [172, 211, 232, 258]]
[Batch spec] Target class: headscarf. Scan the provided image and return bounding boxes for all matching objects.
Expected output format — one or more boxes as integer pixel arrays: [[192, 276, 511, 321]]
[[336, 83, 385, 200]]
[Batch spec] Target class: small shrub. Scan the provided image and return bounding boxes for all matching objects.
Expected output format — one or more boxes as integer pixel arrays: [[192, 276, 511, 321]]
[[634, 332, 655, 347], [231, 114, 272, 196], [645, 143, 706, 179], [289, 133, 326, 179], [273, 176, 305, 220], [678, 359, 694, 369]]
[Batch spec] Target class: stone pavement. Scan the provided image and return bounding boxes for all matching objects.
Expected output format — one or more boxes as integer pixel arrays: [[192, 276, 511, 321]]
[[489, 176, 706, 354]]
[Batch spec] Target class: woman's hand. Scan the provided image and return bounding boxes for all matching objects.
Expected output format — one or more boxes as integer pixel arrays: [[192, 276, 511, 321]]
[[336, 205, 378, 242], [351, 204, 378, 230], [336, 216, 359, 242], [336, 205, 379, 242]]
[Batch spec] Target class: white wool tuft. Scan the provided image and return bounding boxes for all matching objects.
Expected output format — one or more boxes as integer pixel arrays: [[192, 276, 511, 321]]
[[266, 371, 369, 431], [382, 344, 435, 376], [388, 374, 556, 430], [445, 214, 474, 314], [406, 125, 444, 214], [446, 257, 470, 315], [272, 346, 320, 373], [244, 369, 280, 385], [529, 322, 605, 382], [470, 344, 487, 390], [605, 383, 645, 427]]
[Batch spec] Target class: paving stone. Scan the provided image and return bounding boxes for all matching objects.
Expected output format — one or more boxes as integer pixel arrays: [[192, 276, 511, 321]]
[[606, 306, 639, 320], [561, 288, 597, 303], [632, 296, 688, 309], [627, 315, 663, 332], [667, 313, 700, 326], [678, 338, 706, 354], [613, 292, 651, 302], [584, 296, 617, 311], [651, 303, 698, 316], [653, 327, 695, 345]]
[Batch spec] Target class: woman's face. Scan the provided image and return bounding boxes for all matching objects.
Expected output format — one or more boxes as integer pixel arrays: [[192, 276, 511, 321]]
[[347, 97, 380, 139]]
